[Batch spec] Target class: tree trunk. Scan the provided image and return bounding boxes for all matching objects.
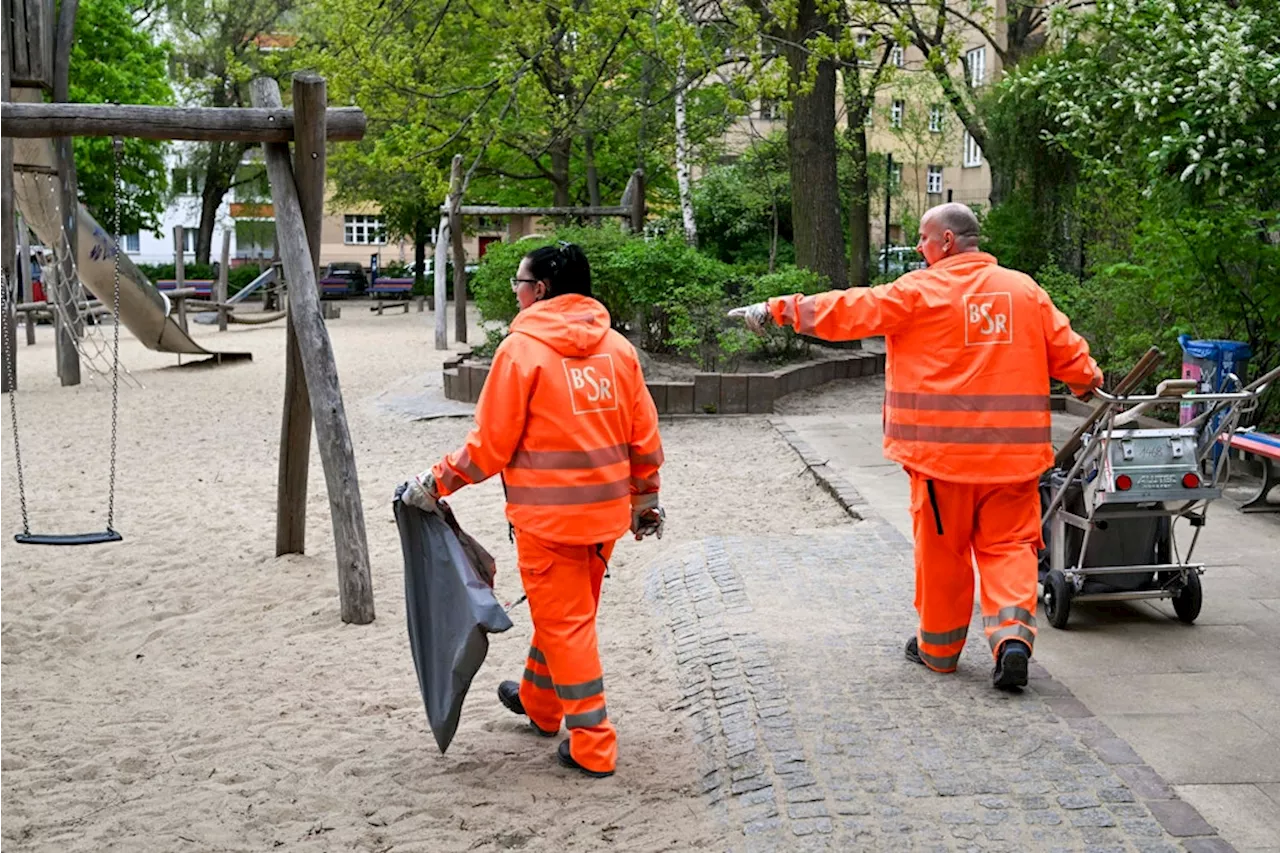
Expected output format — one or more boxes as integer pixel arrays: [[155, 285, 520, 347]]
[[784, 4, 846, 289], [195, 141, 249, 264], [550, 137, 572, 208], [674, 52, 698, 246], [413, 215, 427, 291], [846, 123, 871, 288], [584, 132, 601, 225]]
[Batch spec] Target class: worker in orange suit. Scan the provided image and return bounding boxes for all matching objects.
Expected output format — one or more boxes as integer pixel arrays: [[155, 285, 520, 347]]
[[402, 242, 665, 776], [729, 203, 1102, 689]]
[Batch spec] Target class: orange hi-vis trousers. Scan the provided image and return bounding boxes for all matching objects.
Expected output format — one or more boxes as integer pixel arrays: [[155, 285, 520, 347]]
[[908, 471, 1041, 673], [516, 529, 616, 774]]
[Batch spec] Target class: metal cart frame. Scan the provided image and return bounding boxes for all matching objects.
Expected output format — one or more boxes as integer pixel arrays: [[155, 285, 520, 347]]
[[1039, 365, 1279, 628]]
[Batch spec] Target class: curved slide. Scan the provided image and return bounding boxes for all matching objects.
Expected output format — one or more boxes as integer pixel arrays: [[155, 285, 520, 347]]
[[11, 92, 248, 359]]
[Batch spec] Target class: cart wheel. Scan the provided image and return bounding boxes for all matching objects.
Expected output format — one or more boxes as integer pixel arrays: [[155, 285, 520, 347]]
[[1172, 571, 1203, 624], [1044, 569, 1073, 629]]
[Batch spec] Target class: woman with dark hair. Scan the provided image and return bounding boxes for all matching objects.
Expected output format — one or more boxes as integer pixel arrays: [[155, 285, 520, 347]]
[[402, 242, 665, 779]]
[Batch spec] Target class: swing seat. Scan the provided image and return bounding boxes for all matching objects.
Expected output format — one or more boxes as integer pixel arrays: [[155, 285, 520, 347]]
[[14, 530, 123, 546]]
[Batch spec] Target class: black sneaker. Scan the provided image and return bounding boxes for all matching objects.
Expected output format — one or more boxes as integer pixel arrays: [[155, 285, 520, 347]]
[[904, 636, 925, 666], [992, 641, 1030, 690], [557, 739, 614, 779], [498, 680, 557, 737]]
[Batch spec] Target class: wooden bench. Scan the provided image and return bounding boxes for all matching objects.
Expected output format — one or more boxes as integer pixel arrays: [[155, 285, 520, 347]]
[[1223, 430, 1280, 513]]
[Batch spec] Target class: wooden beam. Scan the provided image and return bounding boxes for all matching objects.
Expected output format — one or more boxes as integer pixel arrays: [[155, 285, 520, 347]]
[[0, 102, 368, 142], [448, 154, 467, 345], [217, 229, 230, 331], [275, 72, 326, 559], [2, 28, 15, 393], [441, 204, 630, 217], [630, 169, 646, 234], [251, 77, 374, 625], [173, 225, 187, 331]]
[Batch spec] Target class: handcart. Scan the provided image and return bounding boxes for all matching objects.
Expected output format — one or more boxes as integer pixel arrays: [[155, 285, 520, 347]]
[[1039, 362, 1280, 629]]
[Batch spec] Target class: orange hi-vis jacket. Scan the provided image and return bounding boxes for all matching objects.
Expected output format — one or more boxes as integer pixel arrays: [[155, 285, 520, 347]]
[[432, 294, 663, 545], [768, 252, 1102, 484]]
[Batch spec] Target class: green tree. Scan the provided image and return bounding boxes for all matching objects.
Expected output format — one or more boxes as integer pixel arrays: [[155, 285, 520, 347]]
[[164, 0, 297, 263], [69, 0, 174, 234]]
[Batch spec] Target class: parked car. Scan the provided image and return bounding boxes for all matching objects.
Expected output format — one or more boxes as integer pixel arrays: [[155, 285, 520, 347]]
[[319, 262, 368, 298], [877, 247, 926, 276]]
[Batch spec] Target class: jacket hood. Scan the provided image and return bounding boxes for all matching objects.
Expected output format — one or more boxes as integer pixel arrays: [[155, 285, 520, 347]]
[[509, 294, 612, 356]]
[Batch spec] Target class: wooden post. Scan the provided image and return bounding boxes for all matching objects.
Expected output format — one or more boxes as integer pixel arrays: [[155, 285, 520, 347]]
[[2, 50, 14, 394], [274, 72, 325, 558], [52, 0, 80, 385], [173, 225, 188, 330], [433, 214, 448, 349], [217, 229, 230, 331], [251, 77, 374, 625], [630, 168, 646, 234], [448, 154, 466, 344]]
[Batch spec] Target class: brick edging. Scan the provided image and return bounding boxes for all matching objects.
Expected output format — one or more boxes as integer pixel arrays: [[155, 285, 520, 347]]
[[441, 350, 887, 414], [768, 417, 1237, 852]]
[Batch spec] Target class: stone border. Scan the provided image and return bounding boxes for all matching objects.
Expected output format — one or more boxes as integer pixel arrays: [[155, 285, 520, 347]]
[[769, 418, 1239, 852], [441, 350, 886, 415]]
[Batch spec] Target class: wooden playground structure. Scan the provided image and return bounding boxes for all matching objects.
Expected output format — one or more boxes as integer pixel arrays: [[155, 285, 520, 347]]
[[2, 0, 374, 624]]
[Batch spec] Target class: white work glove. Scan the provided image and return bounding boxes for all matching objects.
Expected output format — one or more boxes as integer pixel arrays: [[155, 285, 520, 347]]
[[727, 302, 772, 334], [400, 471, 440, 513], [631, 506, 666, 541]]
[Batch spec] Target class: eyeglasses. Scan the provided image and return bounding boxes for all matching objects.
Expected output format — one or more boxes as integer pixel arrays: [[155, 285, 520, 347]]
[[510, 277, 539, 291]]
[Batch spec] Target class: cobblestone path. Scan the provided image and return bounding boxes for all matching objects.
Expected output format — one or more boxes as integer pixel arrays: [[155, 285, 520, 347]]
[[644, 517, 1233, 852]]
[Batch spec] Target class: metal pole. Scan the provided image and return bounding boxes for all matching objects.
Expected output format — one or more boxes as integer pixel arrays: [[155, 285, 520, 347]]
[[883, 153, 893, 277]]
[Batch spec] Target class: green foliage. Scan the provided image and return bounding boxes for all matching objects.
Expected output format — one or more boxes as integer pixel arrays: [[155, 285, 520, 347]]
[[228, 265, 266, 294], [69, 0, 174, 234], [136, 262, 218, 281]]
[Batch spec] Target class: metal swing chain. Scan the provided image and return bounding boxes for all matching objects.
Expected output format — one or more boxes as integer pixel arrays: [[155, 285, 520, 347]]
[[106, 137, 124, 533], [2, 262, 31, 535]]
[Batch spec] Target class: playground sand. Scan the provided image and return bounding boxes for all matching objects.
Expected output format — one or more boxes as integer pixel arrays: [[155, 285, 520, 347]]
[[0, 304, 849, 852]]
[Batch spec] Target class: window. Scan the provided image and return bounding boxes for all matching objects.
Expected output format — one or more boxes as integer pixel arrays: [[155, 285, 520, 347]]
[[965, 47, 986, 87], [124, 233, 140, 253], [927, 165, 943, 194], [929, 104, 944, 133], [172, 167, 190, 195], [344, 214, 386, 245], [759, 98, 783, 120], [233, 165, 269, 202], [235, 220, 275, 257], [890, 162, 903, 189], [963, 131, 983, 167], [178, 228, 197, 253], [890, 44, 905, 68], [891, 100, 904, 128]]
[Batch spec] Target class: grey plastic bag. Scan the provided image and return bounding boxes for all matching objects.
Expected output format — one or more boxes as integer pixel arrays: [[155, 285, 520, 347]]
[[393, 488, 513, 753]]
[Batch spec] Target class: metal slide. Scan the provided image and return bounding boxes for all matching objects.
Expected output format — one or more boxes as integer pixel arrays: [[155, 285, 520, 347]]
[[10, 88, 245, 359]]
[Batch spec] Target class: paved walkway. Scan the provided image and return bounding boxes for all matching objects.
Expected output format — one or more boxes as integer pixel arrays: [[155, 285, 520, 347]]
[[768, 385, 1280, 853], [645, 523, 1229, 851]]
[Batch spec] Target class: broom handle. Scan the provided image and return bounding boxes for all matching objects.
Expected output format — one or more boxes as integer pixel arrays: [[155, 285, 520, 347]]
[[1053, 346, 1163, 468]]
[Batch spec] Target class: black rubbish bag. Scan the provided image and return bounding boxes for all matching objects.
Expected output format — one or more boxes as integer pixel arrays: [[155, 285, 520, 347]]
[[393, 487, 513, 753]]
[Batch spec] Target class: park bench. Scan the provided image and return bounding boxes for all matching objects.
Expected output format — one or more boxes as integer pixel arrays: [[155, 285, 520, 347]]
[[1221, 429, 1280, 513]]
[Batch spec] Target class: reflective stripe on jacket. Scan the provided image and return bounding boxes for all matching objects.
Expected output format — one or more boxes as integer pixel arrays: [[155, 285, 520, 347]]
[[432, 294, 663, 544], [768, 252, 1102, 483]]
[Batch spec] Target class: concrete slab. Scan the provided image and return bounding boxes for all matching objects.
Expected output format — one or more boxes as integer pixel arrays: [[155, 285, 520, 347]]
[[1104, 711, 1280, 785], [1175, 784, 1280, 850]]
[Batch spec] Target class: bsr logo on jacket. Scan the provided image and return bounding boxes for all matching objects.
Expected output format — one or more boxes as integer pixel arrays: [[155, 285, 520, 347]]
[[562, 354, 618, 414], [964, 292, 1013, 346]]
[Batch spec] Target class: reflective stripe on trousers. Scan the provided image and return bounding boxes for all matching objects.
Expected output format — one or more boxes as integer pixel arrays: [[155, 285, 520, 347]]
[[516, 529, 616, 773], [909, 471, 1042, 669]]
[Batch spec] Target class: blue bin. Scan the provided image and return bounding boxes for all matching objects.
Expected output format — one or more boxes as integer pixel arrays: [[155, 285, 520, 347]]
[[1178, 336, 1252, 461]]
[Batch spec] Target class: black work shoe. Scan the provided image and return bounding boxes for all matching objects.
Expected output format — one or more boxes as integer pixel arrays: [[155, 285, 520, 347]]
[[904, 636, 925, 666], [557, 739, 614, 779], [992, 641, 1030, 690], [498, 680, 557, 737]]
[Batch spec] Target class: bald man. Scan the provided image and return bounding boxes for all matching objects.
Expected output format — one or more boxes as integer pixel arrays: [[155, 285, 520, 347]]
[[731, 203, 1102, 690]]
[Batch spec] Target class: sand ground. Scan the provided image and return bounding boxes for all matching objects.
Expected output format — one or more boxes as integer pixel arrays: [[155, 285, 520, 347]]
[[1, 303, 850, 852]]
